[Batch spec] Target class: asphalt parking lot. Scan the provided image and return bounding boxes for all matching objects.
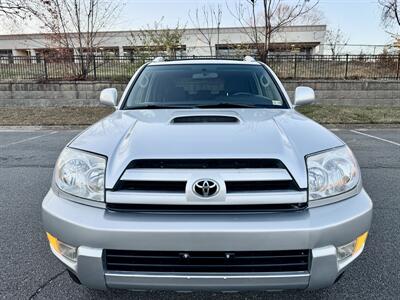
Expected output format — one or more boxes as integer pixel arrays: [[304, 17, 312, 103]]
[[0, 127, 399, 299]]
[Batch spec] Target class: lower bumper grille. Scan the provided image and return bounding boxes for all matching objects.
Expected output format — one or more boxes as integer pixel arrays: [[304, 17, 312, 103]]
[[105, 250, 310, 273]]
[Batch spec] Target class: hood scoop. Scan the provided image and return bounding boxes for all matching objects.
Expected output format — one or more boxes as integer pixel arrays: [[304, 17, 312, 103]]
[[171, 115, 240, 124]]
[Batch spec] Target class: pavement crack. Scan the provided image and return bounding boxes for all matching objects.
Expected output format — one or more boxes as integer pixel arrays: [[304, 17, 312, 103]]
[[29, 269, 67, 300]]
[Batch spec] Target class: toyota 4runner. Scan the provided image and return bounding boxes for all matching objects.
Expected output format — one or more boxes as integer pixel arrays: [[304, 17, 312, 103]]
[[42, 57, 372, 291]]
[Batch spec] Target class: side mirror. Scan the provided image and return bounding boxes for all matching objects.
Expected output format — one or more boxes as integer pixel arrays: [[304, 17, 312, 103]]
[[100, 88, 118, 107], [294, 86, 315, 107]]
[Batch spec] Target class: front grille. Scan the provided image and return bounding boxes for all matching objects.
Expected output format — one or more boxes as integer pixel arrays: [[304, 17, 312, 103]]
[[127, 159, 285, 169], [113, 180, 298, 193], [225, 180, 298, 193], [114, 180, 186, 192], [109, 159, 305, 210], [105, 249, 310, 273]]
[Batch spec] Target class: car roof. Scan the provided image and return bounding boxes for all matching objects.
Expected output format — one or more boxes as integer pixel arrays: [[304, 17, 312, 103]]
[[148, 59, 260, 66]]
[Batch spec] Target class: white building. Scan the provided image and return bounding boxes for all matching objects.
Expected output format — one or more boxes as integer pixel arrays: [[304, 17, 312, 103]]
[[0, 25, 326, 60]]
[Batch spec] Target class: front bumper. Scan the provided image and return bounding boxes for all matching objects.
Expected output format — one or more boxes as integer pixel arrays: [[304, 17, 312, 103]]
[[42, 188, 372, 291]]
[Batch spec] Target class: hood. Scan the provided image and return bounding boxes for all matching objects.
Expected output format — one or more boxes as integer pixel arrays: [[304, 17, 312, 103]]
[[69, 109, 344, 189]]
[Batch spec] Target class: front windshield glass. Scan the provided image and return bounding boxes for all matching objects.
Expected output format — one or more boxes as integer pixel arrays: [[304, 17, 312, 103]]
[[124, 64, 288, 109]]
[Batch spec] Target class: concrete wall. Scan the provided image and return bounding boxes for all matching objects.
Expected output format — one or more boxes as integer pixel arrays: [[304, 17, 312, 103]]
[[0, 81, 126, 107], [284, 80, 400, 106], [0, 80, 399, 107]]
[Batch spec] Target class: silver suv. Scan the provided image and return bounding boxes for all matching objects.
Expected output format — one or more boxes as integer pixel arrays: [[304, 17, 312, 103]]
[[42, 57, 372, 291]]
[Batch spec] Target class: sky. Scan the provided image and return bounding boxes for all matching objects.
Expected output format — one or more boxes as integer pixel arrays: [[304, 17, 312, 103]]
[[114, 0, 392, 47], [0, 0, 394, 51]]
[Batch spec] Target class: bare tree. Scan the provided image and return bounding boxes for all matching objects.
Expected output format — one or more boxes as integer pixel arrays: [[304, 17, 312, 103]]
[[379, 0, 400, 45], [0, 0, 35, 18], [325, 27, 349, 56], [32, 0, 122, 79], [380, 0, 400, 28], [189, 4, 223, 56], [229, 0, 319, 59], [292, 7, 324, 25], [129, 18, 186, 58], [227, 0, 259, 56]]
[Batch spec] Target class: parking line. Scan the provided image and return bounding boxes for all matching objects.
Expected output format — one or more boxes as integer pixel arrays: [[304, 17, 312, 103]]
[[0, 131, 58, 148], [350, 130, 400, 147]]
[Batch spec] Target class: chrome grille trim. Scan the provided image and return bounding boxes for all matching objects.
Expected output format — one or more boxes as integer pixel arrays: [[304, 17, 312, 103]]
[[106, 190, 307, 205], [120, 168, 293, 182]]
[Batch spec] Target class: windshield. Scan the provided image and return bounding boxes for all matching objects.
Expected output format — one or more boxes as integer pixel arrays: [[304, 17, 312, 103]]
[[123, 64, 288, 109]]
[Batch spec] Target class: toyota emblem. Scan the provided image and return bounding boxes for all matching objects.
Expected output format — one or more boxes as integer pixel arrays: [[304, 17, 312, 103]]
[[193, 179, 219, 197]]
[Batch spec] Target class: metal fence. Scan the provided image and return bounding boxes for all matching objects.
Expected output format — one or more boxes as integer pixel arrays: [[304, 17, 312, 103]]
[[0, 54, 400, 81]]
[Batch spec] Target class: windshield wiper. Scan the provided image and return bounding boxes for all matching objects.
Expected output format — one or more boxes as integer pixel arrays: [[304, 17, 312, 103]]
[[194, 102, 265, 109], [126, 104, 192, 110]]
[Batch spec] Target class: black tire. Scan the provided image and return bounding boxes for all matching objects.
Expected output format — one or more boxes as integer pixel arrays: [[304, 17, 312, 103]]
[[67, 269, 81, 285], [334, 272, 345, 283]]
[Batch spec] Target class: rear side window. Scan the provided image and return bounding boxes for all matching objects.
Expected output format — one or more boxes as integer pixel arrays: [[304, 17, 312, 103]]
[[124, 64, 288, 109]]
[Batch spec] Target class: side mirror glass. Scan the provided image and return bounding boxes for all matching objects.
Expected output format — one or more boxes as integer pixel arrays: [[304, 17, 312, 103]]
[[294, 86, 315, 107], [100, 88, 118, 107]]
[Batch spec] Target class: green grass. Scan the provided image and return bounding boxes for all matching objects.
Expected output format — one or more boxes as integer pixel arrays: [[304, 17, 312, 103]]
[[0, 107, 114, 126], [297, 105, 400, 124], [0, 105, 399, 126]]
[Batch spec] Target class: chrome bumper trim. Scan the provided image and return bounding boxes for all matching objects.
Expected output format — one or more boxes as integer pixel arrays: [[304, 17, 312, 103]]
[[104, 271, 310, 291], [105, 272, 309, 280]]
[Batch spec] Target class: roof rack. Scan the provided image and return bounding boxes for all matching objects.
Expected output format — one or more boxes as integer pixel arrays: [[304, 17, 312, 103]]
[[243, 56, 256, 62], [152, 57, 165, 63]]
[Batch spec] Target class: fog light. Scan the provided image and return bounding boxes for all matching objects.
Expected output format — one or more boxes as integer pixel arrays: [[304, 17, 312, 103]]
[[46, 233, 77, 262], [337, 231, 368, 262], [337, 240, 356, 261]]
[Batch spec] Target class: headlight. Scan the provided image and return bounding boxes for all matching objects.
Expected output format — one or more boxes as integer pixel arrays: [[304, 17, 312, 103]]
[[306, 146, 360, 201], [54, 147, 106, 202]]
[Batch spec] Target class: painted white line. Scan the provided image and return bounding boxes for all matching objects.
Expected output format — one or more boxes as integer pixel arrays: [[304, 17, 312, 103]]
[[0, 131, 58, 148], [350, 130, 400, 147], [0, 129, 41, 132], [0, 127, 42, 132]]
